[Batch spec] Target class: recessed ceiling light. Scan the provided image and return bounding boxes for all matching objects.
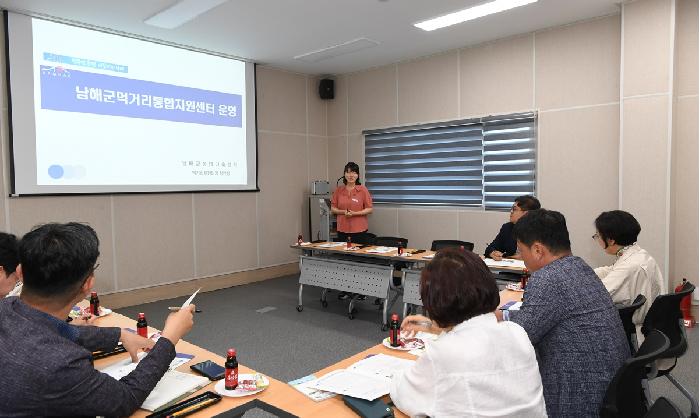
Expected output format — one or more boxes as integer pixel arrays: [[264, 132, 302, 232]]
[[414, 0, 538, 32], [144, 0, 230, 29], [294, 38, 380, 63]]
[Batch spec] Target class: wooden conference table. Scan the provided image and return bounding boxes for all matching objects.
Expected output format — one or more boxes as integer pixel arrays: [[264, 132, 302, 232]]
[[93, 290, 523, 417], [292, 241, 526, 328]]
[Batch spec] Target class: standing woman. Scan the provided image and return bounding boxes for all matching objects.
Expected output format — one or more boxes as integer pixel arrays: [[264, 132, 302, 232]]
[[331, 162, 373, 243]]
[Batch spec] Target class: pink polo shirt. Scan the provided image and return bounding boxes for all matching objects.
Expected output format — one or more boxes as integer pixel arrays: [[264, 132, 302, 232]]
[[331, 185, 373, 233]]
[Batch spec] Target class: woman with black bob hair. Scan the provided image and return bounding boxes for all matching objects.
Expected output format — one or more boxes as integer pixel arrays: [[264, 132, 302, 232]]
[[593, 210, 663, 342], [391, 248, 546, 417]]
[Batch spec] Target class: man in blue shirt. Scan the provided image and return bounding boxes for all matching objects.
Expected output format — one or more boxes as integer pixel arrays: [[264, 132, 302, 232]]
[[500, 209, 629, 417], [0, 222, 196, 417], [484, 195, 540, 260]]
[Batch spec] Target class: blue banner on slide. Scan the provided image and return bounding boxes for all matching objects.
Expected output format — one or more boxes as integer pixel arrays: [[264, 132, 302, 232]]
[[40, 66, 242, 128]]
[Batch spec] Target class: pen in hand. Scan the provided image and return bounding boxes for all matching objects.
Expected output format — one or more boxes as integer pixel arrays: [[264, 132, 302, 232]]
[[168, 307, 203, 313]]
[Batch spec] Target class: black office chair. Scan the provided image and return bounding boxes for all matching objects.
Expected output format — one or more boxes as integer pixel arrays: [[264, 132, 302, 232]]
[[617, 294, 646, 354], [644, 397, 684, 418], [641, 280, 697, 418], [353, 232, 377, 246], [369, 236, 409, 313], [600, 329, 670, 418], [430, 239, 474, 252], [374, 236, 408, 248]]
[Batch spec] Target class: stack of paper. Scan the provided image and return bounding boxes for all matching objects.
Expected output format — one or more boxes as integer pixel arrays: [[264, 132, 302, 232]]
[[318, 242, 346, 248], [309, 354, 414, 401], [99, 352, 205, 411], [141, 370, 209, 411], [365, 246, 396, 254], [484, 258, 526, 269], [288, 375, 336, 402]]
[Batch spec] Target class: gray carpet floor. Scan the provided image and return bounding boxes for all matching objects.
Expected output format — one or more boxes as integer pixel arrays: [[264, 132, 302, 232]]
[[117, 274, 699, 415]]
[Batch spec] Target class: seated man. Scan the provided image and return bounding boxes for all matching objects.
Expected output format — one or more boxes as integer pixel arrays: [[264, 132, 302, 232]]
[[0, 232, 20, 297], [593, 210, 663, 342], [0, 222, 195, 417], [499, 209, 630, 417], [484, 195, 540, 261]]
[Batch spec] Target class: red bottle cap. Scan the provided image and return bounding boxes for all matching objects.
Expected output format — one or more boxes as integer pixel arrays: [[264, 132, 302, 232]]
[[138, 312, 145, 319], [227, 348, 236, 357], [391, 313, 399, 321], [91, 291, 97, 297]]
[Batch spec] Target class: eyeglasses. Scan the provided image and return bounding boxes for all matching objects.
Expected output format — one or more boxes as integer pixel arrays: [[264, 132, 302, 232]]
[[510, 205, 523, 213], [591, 233, 600, 240]]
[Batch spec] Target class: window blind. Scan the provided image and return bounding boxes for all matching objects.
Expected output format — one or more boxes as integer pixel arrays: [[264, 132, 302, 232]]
[[483, 113, 537, 210], [364, 120, 483, 206], [363, 112, 537, 210]]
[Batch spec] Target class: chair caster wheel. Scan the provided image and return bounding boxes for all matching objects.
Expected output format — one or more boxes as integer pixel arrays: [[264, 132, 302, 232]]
[[348, 313, 355, 320], [296, 305, 303, 312], [321, 300, 328, 308]]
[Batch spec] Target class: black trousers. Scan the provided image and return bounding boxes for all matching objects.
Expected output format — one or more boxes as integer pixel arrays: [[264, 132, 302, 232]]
[[336, 230, 369, 244]]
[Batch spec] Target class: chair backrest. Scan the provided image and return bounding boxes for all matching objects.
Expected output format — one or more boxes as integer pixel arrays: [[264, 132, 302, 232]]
[[600, 329, 670, 418], [374, 236, 408, 248], [430, 240, 475, 252], [643, 397, 683, 418], [617, 294, 646, 352], [354, 232, 377, 245], [641, 281, 695, 359]]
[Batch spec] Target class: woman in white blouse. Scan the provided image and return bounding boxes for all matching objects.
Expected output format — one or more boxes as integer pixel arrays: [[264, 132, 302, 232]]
[[394, 248, 546, 418], [593, 210, 664, 342]]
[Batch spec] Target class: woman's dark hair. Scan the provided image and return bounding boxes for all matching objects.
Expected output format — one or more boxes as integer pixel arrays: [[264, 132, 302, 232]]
[[595, 210, 641, 247], [513, 208, 571, 254], [420, 248, 499, 328], [0, 232, 19, 276], [342, 161, 361, 185], [514, 195, 541, 211], [19, 222, 99, 302]]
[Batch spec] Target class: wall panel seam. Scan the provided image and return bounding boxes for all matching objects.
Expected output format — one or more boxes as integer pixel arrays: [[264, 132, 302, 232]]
[[623, 92, 671, 100], [662, 0, 676, 288], [540, 102, 620, 113], [619, 2, 626, 208], [110, 195, 118, 291], [191, 193, 197, 277], [258, 129, 310, 137]]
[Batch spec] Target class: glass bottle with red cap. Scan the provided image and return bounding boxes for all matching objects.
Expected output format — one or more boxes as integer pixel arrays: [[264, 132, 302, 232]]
[[136, 313, 148, 338], [225, 348, 239, 390], [89, 291, 100, 317]]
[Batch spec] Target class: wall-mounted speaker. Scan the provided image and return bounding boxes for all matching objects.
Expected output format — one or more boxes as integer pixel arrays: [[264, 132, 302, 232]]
[[319, 78, 334, 100]]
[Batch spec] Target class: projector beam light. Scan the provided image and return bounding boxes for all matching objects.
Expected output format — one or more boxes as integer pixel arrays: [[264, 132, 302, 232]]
[[414, 0, 538, 32]]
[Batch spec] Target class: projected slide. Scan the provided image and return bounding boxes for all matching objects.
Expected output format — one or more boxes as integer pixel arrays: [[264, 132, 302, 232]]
[[7, 13, 257, 194]]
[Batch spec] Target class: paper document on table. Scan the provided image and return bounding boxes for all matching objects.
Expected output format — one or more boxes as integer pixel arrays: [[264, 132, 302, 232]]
[[308, 369, 391, 401], [99, 352, 195, 380], [317, 242, 346, 248], [365, 246, 396, 254], [181, 288, 201, 308], [348, 353, 415, 379], [288, 374, 337, 402], [484, 258, 526, 269], [140, 370, 209, 411]]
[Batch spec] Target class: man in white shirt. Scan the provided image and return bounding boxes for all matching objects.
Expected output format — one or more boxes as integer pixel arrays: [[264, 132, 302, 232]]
[[395, 249, 546, 417], [593, 210, 664, 342]]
